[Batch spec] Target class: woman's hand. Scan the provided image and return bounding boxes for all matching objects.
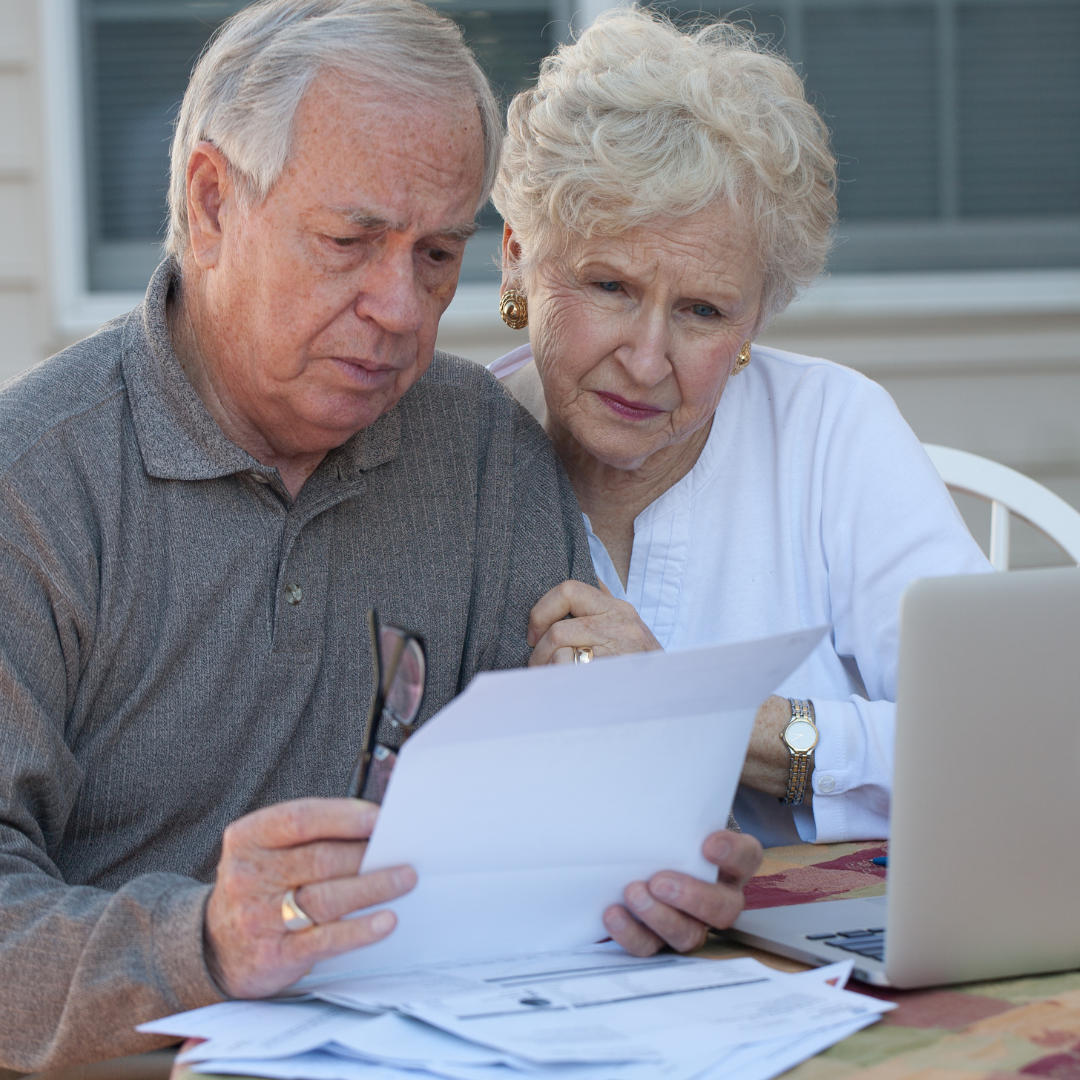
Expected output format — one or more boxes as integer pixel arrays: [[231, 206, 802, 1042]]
[[603, 831, 763, 955], [527, 580, 662, 665]]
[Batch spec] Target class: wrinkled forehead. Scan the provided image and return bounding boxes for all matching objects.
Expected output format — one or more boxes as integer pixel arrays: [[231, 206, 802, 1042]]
[[547, 203, 764, 285], [281, 69, 486, 218], [534, 194, 759, 262], [293, 67, 482, 159]]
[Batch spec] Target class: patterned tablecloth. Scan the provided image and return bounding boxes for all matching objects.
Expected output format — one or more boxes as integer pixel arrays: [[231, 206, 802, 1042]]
[[704, 840, 1080, 1080], [174, 840, 1080, 1080]]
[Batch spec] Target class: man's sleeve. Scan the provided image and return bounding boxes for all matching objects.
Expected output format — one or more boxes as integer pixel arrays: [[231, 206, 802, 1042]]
[[0, 535, 223, 1072], [463, 398, 597, 681]]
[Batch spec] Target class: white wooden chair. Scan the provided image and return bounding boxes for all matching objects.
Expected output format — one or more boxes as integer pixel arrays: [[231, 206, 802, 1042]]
[[923, 444, 1080, 571]]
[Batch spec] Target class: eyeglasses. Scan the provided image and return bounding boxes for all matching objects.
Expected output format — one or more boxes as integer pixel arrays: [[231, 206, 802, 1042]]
[[347, 609, 427, 804]]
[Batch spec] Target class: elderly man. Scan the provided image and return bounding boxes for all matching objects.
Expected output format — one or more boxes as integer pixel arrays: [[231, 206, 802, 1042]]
[[0, 0, 760, 1071]]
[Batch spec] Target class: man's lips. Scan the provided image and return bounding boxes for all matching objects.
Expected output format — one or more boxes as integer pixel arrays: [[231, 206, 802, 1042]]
[[329, 356, 402, 388], [594, 391, 666, 422]]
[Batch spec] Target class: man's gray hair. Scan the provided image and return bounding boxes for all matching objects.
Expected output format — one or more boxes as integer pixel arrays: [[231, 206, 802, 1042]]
[[166, 0, 501, 256]]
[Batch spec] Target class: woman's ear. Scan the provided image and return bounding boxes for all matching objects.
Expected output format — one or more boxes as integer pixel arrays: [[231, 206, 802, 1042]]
[[500, 222, 524, 293]]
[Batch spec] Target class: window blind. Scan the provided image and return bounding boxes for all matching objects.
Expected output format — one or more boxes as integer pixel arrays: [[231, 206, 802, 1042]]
[[79, 0, 1079, 293], [657, 0, 1080, 272]]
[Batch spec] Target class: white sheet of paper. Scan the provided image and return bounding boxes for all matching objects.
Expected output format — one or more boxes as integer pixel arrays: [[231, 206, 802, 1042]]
[[308, 945, 678, 1012], [139, 1001, 377, 1060], [399, 963, 890, 1065], [191, 1052, 418, 1079], [306, 629, 825, 980]]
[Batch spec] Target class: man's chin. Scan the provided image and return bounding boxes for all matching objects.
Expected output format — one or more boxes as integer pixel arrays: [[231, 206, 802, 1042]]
[[304, 389, 402, 444]]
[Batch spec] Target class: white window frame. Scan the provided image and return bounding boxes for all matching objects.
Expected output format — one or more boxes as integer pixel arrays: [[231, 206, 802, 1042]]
[[39, 0, 145, 335], [38, 0, 1080, 340]]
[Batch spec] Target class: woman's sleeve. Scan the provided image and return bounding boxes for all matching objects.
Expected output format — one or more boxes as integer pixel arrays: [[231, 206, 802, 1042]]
[[798, 377, 991, 844]]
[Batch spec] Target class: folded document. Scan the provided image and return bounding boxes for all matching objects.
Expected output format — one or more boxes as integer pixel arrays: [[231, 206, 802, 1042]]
[[311, 628, 827, 978]]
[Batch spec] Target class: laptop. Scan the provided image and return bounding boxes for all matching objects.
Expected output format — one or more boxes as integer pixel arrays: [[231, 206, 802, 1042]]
[[727, 566, 1080, 988]]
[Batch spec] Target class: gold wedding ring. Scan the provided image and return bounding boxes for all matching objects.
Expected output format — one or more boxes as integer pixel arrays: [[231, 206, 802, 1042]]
[[573, 647, 594, 664], [281, 888, 314, 932]]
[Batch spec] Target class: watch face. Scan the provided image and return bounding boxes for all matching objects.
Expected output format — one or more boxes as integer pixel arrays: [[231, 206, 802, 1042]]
[[785, 718, 818, 753]]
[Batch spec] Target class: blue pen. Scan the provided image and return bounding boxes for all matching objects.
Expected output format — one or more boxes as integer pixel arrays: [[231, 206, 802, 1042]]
[[871, 856, 888, 867]]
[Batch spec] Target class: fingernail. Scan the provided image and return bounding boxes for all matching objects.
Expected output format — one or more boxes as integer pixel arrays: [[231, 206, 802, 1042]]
[[605, 907, 628, 931], [709, 836, 732, 862], [651, 875, 679, 903], [392, 866, 417, 892], [627, 884, 654, 913], [351, 800, 380, 829], [370, 910, 395, 936]]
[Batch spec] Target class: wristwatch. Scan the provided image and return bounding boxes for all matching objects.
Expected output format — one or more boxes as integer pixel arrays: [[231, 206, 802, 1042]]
[[780, 698, 818, 806]]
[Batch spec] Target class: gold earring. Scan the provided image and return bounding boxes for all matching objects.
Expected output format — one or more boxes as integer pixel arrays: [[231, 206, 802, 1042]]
[[732, 340, 752, 375], [499, 288, 528, 330]]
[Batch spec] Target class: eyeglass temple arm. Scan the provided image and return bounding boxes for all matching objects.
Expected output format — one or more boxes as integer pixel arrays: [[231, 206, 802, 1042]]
[[347, 609, 386, 799]]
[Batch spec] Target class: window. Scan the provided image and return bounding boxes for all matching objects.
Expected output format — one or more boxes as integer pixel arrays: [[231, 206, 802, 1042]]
[[57, 0, 1080, 315], [80, 1, 234, 292], [656, 0, 1080, 272], [75, 0, 559, 295]]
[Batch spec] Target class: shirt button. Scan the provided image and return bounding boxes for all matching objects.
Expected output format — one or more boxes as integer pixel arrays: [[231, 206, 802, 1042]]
[[817, 774, 836, 794], [284, 583, 303, 605], [251, 471, 270, 485]]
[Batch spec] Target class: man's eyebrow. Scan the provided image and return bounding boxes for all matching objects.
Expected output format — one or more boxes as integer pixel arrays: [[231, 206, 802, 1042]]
[[341, 209, 402, 231], [337, 209, 478, 243], [438, 222, 479, 243]]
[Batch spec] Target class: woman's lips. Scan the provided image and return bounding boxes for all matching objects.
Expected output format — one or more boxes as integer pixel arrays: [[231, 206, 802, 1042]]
[[595, 391, 666, 422]]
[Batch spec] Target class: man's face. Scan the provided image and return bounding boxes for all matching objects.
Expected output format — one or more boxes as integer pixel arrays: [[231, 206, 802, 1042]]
[[195, 71, 484, 455]]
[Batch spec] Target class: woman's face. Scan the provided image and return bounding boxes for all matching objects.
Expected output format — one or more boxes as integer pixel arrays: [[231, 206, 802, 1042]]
[[515, 205, 764, 472]]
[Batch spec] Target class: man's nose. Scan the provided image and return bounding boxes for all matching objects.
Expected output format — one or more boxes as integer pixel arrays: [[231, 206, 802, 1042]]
[[355, 244, 426, 336]]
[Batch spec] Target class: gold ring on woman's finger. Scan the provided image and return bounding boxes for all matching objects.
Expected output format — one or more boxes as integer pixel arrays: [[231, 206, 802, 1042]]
[[573, 647, 594, 664], [281, 888, 314, 932]]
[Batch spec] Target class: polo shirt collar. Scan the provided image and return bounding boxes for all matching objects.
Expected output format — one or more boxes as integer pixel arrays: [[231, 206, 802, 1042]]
[[122, 258, 399, 482]]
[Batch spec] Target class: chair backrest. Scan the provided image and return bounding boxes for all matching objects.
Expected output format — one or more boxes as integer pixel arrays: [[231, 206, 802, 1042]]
[[923, 444, 1080, 571]]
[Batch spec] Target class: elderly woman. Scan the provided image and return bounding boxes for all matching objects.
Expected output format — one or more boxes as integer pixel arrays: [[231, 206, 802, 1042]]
[[490, 9, 989, 947]]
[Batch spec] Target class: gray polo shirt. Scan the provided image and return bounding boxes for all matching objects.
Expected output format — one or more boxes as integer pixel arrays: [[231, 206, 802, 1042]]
[[0, 260, 594, 1072]]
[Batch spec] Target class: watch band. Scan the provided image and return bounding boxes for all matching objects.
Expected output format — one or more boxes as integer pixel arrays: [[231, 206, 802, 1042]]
[[780, 698, 816, 806]]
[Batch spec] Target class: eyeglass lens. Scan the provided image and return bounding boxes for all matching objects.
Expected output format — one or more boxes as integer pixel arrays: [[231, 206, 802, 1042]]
[[379, 626, 425, 729], [351, 620, 427, 805]]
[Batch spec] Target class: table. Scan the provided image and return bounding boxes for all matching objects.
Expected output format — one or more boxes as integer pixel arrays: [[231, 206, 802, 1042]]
[[705, 840, 1080, 1080], [171, 840, 1080, 1080]]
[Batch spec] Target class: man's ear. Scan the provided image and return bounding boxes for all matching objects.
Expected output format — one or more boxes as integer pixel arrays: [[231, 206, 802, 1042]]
[[500, 222, 524, 293], [186, 141, 233, 269]]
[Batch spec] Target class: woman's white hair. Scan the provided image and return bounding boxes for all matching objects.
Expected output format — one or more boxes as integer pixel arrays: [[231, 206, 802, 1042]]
[[166, 0, 501, 256], [492, 7, 837, 326]]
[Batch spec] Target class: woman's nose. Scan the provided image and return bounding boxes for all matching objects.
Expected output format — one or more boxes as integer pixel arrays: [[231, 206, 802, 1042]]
[[614, 311, 672, 385]]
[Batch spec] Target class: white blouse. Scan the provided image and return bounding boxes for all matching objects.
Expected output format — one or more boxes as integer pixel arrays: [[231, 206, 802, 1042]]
[[491, 343, 991, 846]]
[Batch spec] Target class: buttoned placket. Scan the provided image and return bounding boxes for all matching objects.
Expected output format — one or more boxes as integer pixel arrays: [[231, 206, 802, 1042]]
[[269, 469, 367, 657]]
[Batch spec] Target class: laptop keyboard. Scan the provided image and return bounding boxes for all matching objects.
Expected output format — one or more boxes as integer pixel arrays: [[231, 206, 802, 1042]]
[[805, 928, 886, 962]]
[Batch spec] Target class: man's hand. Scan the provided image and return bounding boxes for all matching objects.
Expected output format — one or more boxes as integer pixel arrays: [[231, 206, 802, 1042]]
[[527, 580, 662, 666], [204, 798, 416, 998], [602, 831, 763, 955]]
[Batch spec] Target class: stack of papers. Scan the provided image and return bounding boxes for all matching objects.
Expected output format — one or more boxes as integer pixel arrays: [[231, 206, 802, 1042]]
[[142, 946, 894, 1080]]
